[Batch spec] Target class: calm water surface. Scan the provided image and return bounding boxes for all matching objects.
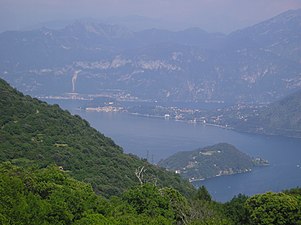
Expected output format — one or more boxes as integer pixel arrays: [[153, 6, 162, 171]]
[[51, 100, 301, 202]]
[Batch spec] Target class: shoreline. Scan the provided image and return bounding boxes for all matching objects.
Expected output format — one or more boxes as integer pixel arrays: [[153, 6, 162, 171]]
[[84, 109, 301, 140], [189, 169, 254, 184]]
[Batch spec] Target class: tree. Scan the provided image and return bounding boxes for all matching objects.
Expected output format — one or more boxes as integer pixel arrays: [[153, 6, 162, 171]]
[[245, 192, 300, 225], [189, 186, 230, 224], [195, 186, 211, 202], [0, 163, 110, 225], [122, 183, 174, 220], [73, 214, 114, 225], [224, 194, 249, 225], [160, 187, 190, 224]]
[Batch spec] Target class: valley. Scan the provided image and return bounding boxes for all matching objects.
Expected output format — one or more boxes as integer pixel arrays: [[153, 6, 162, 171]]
[[2, 2, 301, 224]]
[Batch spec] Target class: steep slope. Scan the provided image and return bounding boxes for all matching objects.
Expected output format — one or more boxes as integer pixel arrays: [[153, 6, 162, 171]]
[[229, 9, 301, 63], [218, 89, 301, 138], [0, 78, 195, 197], [247, 89, 301, 137]]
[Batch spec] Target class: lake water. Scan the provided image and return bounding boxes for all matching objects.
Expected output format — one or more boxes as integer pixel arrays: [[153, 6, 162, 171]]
[[49, 99, 301, 202]]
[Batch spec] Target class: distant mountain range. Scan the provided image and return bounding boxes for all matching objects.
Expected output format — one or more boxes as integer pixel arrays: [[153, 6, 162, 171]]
[[1, 9, 301, 103]]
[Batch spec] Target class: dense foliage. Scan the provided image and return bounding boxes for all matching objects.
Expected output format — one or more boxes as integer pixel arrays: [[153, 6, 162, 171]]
[[1, 78, 301, 224], [0, 78, 195, 197], [245, 192, 301, 225], [0, 163, 231, 225], [1, 162, 301, 224]]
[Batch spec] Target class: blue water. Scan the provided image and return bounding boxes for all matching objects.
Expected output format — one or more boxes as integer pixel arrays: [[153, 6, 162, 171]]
[[48, 99, 301, 202]]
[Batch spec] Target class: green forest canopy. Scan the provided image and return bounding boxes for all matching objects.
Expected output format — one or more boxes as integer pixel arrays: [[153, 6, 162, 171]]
[[0, 78, 194, 197]]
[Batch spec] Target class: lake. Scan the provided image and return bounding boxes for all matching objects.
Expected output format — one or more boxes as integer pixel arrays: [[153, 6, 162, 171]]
[[48, 99, 301, 202]]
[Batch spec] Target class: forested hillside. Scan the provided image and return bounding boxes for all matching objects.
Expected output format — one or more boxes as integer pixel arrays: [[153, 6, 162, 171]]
[[256, 90, 301, 137], [0, 78, 194, 197], [1, 78, 301, 224], [226, 89, 301, 138]]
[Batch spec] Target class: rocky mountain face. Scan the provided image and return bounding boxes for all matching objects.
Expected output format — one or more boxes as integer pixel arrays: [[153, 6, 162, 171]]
[[1, 9, 301, 103]]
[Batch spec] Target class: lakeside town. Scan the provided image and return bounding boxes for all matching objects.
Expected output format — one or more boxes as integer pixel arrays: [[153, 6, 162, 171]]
[[38, 92, 267, 130]]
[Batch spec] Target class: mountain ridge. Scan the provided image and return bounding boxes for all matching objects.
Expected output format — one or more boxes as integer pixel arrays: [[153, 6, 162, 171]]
[[1, 9, 301, 103]]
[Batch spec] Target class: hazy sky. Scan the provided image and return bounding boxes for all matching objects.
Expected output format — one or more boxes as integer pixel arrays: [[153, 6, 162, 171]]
[[1, 0, 301, 33]]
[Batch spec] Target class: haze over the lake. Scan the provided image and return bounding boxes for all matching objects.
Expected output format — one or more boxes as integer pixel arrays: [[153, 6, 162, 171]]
[[1, 0, 301, 33]]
